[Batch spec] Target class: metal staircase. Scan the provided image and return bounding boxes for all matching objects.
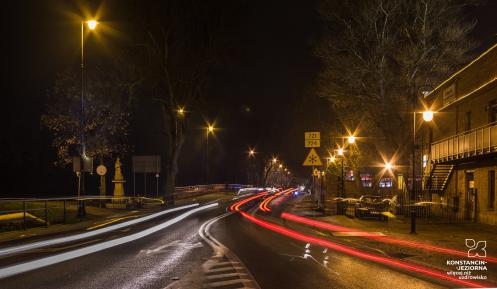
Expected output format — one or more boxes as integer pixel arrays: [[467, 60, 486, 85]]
[[426, 164, 454, 193]]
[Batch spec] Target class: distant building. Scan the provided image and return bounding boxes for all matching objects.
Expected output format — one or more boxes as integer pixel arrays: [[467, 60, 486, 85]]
[[422, 43, 497, 225]]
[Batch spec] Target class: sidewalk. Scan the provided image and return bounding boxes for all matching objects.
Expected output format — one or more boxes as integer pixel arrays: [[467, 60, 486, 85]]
[[284, 194, 497, 284]]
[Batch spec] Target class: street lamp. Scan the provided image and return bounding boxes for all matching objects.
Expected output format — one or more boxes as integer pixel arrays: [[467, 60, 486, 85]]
[[248, 149, 255, 157], [422, 110, 434, 122], [347, 135, 356, 144], [411, 83, 435, 234], [177, 107, 185, 117], [78, 18, 98, 217], [384, 161, 393, 171], [205, 123, 215, 185]]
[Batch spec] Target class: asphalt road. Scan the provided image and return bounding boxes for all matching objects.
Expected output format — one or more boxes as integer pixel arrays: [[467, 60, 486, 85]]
[[0, 194, 473, 289]]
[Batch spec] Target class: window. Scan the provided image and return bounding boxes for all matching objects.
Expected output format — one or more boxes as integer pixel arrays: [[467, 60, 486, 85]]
[[489, 170, 495, 209], [465, 111, 472, 131], [379, 178, 392, 188], [360, 174, 372, 187]]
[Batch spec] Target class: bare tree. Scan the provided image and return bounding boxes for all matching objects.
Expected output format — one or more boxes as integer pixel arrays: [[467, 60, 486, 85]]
[[42, 63, 132, 166], [129, 1, 227, 202], [315, 0, 477, 167]]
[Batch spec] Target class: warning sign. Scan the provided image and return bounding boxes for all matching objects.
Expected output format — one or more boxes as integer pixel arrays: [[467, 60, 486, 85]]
[[303, 148, 323, 166]]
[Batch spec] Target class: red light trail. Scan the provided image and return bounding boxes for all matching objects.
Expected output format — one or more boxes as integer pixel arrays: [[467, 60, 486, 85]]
[[229, 192, 267, 212], [281, 212, 497, 263], [240, 211, 487, 288]]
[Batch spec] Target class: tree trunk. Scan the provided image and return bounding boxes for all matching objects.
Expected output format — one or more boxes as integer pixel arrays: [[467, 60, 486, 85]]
[[163, 164, 176, 205]]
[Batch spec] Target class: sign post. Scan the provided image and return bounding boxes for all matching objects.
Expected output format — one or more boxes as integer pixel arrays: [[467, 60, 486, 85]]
[[303, 132, 323, 209]]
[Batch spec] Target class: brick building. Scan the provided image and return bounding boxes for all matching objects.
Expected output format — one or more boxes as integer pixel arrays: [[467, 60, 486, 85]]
[[422, 43, 497, 225]]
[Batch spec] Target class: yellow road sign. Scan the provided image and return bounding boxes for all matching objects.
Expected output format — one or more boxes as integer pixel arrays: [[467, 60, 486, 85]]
[[304, 132, 320, 140], [313, 168, 320, 176], [303, 148, 322, 166], [305, 139, 320, 148]]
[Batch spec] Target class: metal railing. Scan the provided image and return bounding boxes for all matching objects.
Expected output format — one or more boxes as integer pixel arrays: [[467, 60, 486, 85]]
[[0, 196, 163, 232], [431, 121, 497, 163]]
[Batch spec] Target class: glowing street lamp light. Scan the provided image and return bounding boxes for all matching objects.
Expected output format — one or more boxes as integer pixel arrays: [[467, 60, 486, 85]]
[[272, 157, 278, 164], [177, 107, 185, 117], [279, 164, 283, 169], [248, 149, 255, 157], [337, 147, 344, 156], [347, 135, 356, 144], [384, 162, 393, 170], [328, 155, 336, 163], [422, 110, 434, 122], [87, 20, 98, 30], [207, 125, 215, 134]]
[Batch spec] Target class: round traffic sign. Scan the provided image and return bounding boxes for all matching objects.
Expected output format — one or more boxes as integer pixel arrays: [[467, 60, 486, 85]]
[[96, 165, 107, 176]]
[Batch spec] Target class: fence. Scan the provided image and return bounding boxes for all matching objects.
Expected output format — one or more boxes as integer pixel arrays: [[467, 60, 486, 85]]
[[0, 196, 163, 232], [0, 184, 247, 233]]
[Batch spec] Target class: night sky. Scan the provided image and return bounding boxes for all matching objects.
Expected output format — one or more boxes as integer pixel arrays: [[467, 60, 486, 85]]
[[0, 0, 496, 196]]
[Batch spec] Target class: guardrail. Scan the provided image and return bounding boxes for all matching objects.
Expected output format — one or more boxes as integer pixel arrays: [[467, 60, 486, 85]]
[[431, 121, 497, 163]]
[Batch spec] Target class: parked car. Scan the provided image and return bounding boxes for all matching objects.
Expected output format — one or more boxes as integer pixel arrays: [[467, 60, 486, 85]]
[[355, 195, 389, 220]]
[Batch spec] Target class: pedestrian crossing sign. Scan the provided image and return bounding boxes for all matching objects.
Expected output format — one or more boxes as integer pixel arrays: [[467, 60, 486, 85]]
[[303, 148, 322, 166]]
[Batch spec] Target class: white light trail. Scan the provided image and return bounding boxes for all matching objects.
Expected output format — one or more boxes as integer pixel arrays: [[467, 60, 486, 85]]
[[0, 203, 217, 279], [0, 203, 200, 257]]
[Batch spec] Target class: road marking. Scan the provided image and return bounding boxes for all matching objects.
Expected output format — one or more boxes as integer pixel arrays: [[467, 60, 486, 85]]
[[0, 203, 218, 279], [207, 261, 239, 268], [198, 212, 261, 289], [206, 272, 247, 280], [0, 203, 200, 257], [207, 266, 244, 273], [86, 215, 139, 230], [203, 278, 252, 288]]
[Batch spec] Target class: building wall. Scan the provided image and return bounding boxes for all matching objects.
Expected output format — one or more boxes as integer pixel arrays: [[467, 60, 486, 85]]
[[423, 44, 497, 225]]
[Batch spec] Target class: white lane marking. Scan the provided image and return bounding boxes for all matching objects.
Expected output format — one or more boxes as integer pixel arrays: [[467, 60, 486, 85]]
[[206, 272, 247, 280], [207, 267, 244, 273], [204, 278, 252, 288], [198, 212, 261, 289], [0, 203, 218, 279], [0, 203, 200, 257]]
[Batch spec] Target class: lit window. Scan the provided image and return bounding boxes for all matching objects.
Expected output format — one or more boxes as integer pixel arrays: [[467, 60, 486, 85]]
[[360, 173, 372, 187], [379, 178, 392, 188]]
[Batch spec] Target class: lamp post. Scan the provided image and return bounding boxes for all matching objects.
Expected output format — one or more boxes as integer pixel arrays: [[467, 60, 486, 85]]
[[205, 124, 214, 185], [247, 148, 255, 185], [411, 84, 434, 234], [175, 107, 185, 146], [78, 19, 97, 217], [337, 147, 344, 197]]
